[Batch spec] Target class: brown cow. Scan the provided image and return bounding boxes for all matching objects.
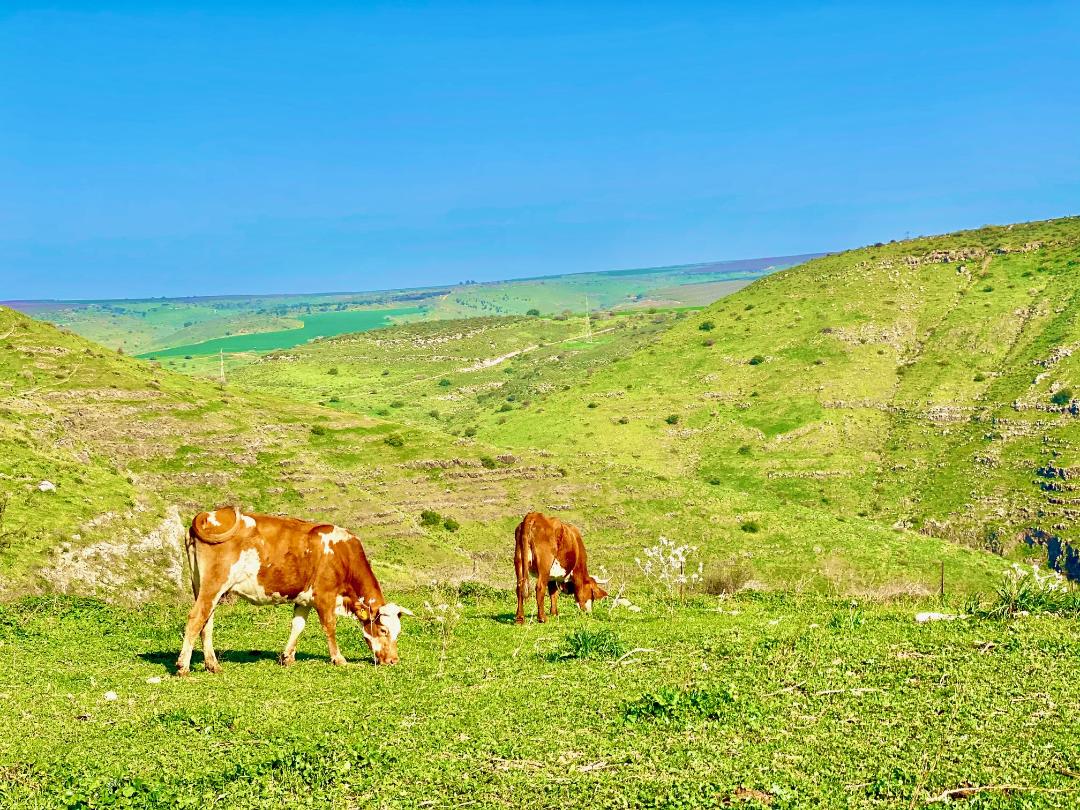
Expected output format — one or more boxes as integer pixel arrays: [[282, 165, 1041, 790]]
[[514, 511, 608, 624], [176, 507, 412, 674]]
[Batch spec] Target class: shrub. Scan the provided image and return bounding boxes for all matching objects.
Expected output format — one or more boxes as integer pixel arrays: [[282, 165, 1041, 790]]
[[480, 456, 497, 469], [526, 308, 540, 316], [381, 369, 390, 376], [443, 517, 460, 532], [617, 415, 630, 425], [698, 321, 715, 332], [384, 433, 405, 447], [310, 425, 328, 437], [701, 560, 753, 595], [740, 520, 760, 533], [737, 444, 752, 456], [419, 509, 442, 528], [438, 378, 452, 387], [665, 414, 679, 425], [587, 402, 599, 409], [428, 409, 440, 419], [457, 580, 503, 603], [973, 372, 987, 382], [374, 407, 390, 417], [748, 355, 765, 365], [978, 563, 1078, 618], [463, 426, 477, 438], [498, 403, 513, 413], [1051, 388, 1073, 406], [327, 367, 339, 376], [556, 627, 625, 661], [328, 395, 340, 403], [390, 400, 405, 408]]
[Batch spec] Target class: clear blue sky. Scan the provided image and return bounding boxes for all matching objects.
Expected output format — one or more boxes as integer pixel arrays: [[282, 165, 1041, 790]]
[[2, 1, 1078, 300]]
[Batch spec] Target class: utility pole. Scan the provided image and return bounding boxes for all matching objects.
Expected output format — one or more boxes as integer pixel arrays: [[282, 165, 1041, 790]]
[[584, 294, 592, 342]]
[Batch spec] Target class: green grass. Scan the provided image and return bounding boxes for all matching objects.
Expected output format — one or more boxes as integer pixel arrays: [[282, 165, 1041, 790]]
[[1, 592, 1077, 808]]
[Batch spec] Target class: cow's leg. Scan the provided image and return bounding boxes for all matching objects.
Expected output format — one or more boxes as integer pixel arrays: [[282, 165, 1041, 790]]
[[201, 609, 221, 674], [177, 588, 220, 675], [549, 581, 559, 617], [534, 563, 550, 623], [279, 605, 310, 666], [315, 599, 346, 666], [515, 574, 529, 625]]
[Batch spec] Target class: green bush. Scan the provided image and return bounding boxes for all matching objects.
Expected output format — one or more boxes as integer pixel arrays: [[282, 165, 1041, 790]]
[[463, 426, 477, 438], [556, 627, 625, 661], [390, 400, 405, 408], [698, 321, 715, 332], [420, 509, 442, 527], [384, 433, 405, 447], [700, 560, 753, 595], [438, 378, 452, 387], [740, 520, 760, 533], [443, 517, 460, 532], [748, 355, 765, 366], [1051, 388, 1073, 406], [326, 367, 339, 376], [498, 403, 513, 412], [310, 425, 328, 437], [480, 456, 497, 469], [587, 402, 599, 409], [665, 414, 679, 425], [526, 308, 540, 316]]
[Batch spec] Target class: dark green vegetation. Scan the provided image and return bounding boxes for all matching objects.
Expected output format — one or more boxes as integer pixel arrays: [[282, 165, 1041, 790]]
[[2, 592, 1078, 808], [3, 218, 1080, 808], [141, 306, 425, 358]]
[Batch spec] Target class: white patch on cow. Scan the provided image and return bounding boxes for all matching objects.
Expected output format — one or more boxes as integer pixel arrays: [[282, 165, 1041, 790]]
[[380, 612, 402, 640], [226, 548, 284, 605], [584, 599, 593, 613], [206, 510, 221, 527], [295, 587, 315, 606], [240, 514, 256, 528], [335, 595, 352, 618], [320, 526, 350, 554], [549, 559, 567, 578], [363, 630, 383, 654]]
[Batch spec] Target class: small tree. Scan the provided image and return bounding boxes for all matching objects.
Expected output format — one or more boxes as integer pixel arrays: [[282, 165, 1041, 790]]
[[526, 308, 541, 316], [698, 321, 715, 332]]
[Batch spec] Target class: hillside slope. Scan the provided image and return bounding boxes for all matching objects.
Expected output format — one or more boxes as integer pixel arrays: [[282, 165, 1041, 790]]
[[1, 298, 998, 597], [0, 307, 586, 597], [475, 217, 1080, 571]]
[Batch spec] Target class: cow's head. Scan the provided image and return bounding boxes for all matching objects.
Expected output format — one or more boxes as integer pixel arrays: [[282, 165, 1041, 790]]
[[578, 576, 609, 612], [361, 603, 413, 665]]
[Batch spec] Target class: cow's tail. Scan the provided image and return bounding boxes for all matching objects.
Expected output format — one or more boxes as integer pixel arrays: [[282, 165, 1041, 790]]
[[190, 506, 243, 545]]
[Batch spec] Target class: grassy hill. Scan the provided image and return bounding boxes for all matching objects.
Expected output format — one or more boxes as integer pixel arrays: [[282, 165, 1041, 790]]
[[0, 307, 590, 597]]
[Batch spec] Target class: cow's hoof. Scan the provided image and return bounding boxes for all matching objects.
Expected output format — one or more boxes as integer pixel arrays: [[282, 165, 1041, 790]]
[[514, 617, 525, 625], [278, 654, 295, 667], [537, 616, 547, 624], [175, 667, 190, 678], [205, 661, 222, 674], [331, 655, 347, 666]]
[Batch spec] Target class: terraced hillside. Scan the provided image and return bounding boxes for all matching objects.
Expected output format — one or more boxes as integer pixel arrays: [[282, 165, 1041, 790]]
[[0, 307, 595, 597], [1, 298, 996, 597], [225, 217, 1080, 588], [462, 217, 1080, 572]]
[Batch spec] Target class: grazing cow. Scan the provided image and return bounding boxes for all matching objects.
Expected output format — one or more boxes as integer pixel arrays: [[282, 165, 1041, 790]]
[[176, 507, 412, 674], [514, 511, 608, 624]]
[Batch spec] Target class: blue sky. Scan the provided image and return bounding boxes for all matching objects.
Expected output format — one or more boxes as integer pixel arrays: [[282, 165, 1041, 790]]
[[2, 1, 1078, 300]]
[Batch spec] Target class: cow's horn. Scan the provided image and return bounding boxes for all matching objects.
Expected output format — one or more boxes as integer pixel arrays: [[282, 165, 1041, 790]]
[[593, 576, 610, 585], [380, 603, 414, 617]]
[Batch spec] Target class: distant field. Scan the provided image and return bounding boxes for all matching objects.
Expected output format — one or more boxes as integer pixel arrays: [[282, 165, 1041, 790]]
[[141, 305, 425, 358], [5, 253, 820, 355]]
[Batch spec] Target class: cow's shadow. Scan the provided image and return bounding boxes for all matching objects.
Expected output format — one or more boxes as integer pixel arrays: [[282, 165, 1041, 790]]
[[488, 612, 524, 625], [138, 649, 323, 672]]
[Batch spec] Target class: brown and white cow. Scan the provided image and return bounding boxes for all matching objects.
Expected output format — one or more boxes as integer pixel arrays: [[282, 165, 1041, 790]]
[[176, 507, 412, 674], [514, 511, 608, 624]]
